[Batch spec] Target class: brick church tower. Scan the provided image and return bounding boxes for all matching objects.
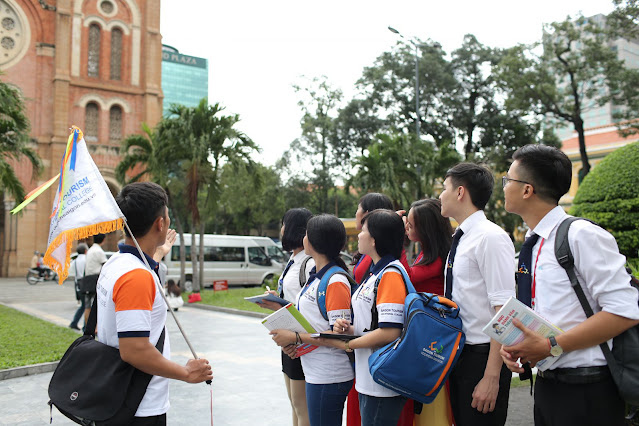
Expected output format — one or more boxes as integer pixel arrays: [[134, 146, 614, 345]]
[[0, 0, 163, 276]]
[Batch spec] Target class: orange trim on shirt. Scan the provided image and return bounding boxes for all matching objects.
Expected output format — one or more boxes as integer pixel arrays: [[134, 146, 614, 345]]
[[377, 271, 407, 305], [112, 268, 156, 312], [326, 279, 352, 312]]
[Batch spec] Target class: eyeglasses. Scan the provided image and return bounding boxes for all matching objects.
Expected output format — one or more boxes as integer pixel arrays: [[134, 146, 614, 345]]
[[502, 176, 532, 189]]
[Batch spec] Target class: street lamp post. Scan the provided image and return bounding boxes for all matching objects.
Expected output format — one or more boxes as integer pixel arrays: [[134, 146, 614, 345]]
[[388, 26, 420, 142]]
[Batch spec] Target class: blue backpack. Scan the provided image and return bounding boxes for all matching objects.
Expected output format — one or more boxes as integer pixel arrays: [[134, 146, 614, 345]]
[[299, 265, 358, 321], [368, 292, 466, 405]]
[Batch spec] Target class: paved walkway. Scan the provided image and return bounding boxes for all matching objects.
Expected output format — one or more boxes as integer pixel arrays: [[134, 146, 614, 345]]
[[0, 278, 534, 425]]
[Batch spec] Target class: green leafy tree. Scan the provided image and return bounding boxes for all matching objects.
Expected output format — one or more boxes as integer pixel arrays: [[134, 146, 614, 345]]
[[0, 77, 42, 274], [116, 122, 193, 287], [215, 162, 283, 235], [160, 99, 258, 290], [571, 141, 639, 259], [354, 41, 457, 146], [498, 15, 630, 178], [285, 76, 343, 213]]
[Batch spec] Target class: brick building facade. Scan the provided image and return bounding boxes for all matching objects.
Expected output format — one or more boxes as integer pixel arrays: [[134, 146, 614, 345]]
[[0, 0, 162, 276]]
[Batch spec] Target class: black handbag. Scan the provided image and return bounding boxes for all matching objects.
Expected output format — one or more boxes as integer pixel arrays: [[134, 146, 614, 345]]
[[78, 274, 99, 294], [48, 299, 165, 425]]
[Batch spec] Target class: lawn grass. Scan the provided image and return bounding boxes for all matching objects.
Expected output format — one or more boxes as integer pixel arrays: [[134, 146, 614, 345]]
[[0, 304, 79, 369], [185, 286, 276, 314]]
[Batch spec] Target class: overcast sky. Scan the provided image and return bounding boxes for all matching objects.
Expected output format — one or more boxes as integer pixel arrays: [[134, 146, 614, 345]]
[[160, 0, 616, 166]]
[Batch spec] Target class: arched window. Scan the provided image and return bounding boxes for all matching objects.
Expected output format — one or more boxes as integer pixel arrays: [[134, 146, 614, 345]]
[[85, 102, 99, 139], [110, 28, 122, 80], [109, 105, 122, 141], [88, 24, 101, 77]]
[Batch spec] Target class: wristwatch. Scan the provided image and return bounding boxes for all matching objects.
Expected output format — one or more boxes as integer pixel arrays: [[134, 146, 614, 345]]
[[344, 340, 353, 353], [548, 336, 563, 357]]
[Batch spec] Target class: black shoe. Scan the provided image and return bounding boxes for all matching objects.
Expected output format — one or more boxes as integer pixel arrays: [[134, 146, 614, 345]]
[[69, 324, 80, 330]]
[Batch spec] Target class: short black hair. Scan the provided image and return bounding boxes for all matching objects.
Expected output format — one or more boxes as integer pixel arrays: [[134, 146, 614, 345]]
[[359, 192, 394, 212], [512, 144, 572, 204], [306, 214, 348, 271], [281, 208, 312, 251], [93, 234, 106, 244], [410, 199, 453, 266], [116, 182, 168, 238], [363, 209, 405, 259], [445, 163, 494, 210], [76, 243, 88, 255]]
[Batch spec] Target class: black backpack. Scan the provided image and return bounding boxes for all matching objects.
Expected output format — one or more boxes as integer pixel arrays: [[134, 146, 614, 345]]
[[555, 217, 639, 406]]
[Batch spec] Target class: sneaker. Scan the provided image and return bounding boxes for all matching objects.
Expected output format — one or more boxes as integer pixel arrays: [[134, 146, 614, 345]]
[[68, 324, 80, 330]]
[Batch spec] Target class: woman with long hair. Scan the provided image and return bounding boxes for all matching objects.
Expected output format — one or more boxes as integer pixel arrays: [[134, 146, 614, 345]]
[[401, 198, 454, 426], [260, 208, 314, 426], [322, 209, 413, 426], [352, 193, 394, 284], [270, 214, 354, 426]]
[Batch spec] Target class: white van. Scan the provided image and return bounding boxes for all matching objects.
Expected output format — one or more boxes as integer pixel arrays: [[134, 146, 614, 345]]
[[164, 234, 286, 289]]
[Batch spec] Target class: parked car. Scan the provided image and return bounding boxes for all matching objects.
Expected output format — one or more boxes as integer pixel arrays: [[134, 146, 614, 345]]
[[164, 234, 286, 291]]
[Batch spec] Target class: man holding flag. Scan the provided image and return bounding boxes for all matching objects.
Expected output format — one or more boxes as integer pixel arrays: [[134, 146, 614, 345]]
[[97, 181, 213, 424]]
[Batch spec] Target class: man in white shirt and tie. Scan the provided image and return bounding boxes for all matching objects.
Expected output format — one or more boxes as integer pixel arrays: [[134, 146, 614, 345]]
[[500, 144, 639, 425], [439, 163, 516, 426]]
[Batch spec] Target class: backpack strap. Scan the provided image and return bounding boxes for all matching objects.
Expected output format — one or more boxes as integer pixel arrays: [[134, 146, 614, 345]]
[[315, 265, 357, 321], [366, 263, 416, 332], [298, 256, 312, 287], [554, 217, 618, 369]]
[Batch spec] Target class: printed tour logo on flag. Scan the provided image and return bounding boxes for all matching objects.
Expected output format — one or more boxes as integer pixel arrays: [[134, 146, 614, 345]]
[[12, 126, 124, 283]]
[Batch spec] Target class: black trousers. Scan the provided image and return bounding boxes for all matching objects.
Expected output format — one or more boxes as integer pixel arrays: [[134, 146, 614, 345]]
[[130, 414, 167, 426], [449, 345, 511, 426], [534, 375, 624, 426]]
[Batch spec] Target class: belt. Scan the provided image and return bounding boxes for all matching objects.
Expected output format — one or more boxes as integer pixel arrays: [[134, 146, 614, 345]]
[[463, 343, 490, 354], [537, 366, 611, 385]]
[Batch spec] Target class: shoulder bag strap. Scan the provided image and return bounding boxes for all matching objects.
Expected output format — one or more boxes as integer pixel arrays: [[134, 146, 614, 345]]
[[299, 256, 312, 287], [554, 217, 617, 368]]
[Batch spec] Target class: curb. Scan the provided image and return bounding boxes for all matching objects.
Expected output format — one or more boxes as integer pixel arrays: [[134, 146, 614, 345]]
[[0, 361, 58, 381], [0, 304, 266, 381], [186, 303, 268, 319]]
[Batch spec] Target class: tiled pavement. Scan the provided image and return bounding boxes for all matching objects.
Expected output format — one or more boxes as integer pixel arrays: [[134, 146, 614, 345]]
[[0, 278, 534, 425]]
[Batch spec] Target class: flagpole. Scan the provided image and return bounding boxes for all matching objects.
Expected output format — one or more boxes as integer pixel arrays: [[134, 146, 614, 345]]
[[123, 219, 201, 361]]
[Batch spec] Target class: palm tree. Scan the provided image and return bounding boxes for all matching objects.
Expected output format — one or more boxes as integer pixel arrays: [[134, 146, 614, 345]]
[[160, 99, 259, 291], [0, 77, 42, 274], [116, 122, 190, 287]]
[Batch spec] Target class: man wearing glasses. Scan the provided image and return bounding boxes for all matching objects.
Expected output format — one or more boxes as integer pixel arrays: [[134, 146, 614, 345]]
[[500, 144, 639, 425]]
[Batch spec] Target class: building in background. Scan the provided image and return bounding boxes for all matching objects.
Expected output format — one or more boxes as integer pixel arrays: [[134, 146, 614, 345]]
[[0, 0, 163, 276], [161, 44, 208, 116]]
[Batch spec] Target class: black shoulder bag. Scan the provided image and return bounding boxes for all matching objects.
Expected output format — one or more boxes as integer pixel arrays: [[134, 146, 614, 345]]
[[48, 299, 165, 425]]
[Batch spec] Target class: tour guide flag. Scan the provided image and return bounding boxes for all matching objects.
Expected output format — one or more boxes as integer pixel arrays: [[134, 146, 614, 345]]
[[11, 126, 124, 283]]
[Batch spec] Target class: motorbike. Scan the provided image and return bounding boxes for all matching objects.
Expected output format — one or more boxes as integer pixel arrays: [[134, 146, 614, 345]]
[[26, 267, 58, 285]]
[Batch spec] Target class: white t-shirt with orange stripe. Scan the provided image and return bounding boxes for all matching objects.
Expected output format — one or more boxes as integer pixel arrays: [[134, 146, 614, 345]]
[[297, 270, 354, 385], [96, 252, 170, 417], [352, 259, 408, 397]]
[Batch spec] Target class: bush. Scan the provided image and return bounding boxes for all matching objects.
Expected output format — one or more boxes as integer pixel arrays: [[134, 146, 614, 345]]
[[572, 141, 639, 258]]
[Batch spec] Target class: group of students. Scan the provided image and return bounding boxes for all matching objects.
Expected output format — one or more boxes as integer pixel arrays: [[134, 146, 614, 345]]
[[261, 144, 639, 426]]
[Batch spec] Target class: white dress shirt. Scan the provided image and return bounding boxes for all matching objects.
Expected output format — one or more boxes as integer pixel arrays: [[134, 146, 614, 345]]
[[85, 243, 107, 276], [445, 210, 516, 344], [528, 206, 639, 370]]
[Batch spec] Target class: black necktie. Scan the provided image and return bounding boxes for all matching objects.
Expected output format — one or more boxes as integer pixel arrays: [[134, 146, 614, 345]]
[[517, 233, 540, 307], [445, 229, 464, 300], [277, 259, 295, 297]]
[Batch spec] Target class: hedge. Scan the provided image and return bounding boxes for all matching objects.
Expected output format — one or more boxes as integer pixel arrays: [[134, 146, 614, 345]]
[[572, 141, 639, 259]]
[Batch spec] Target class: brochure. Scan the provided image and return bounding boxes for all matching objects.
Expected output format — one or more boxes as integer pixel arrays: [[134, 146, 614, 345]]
[[310, 333, 358, 341], [244, 293, 289, 306], [262, 303, 318, 356], [482, 296, 564, 370]]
